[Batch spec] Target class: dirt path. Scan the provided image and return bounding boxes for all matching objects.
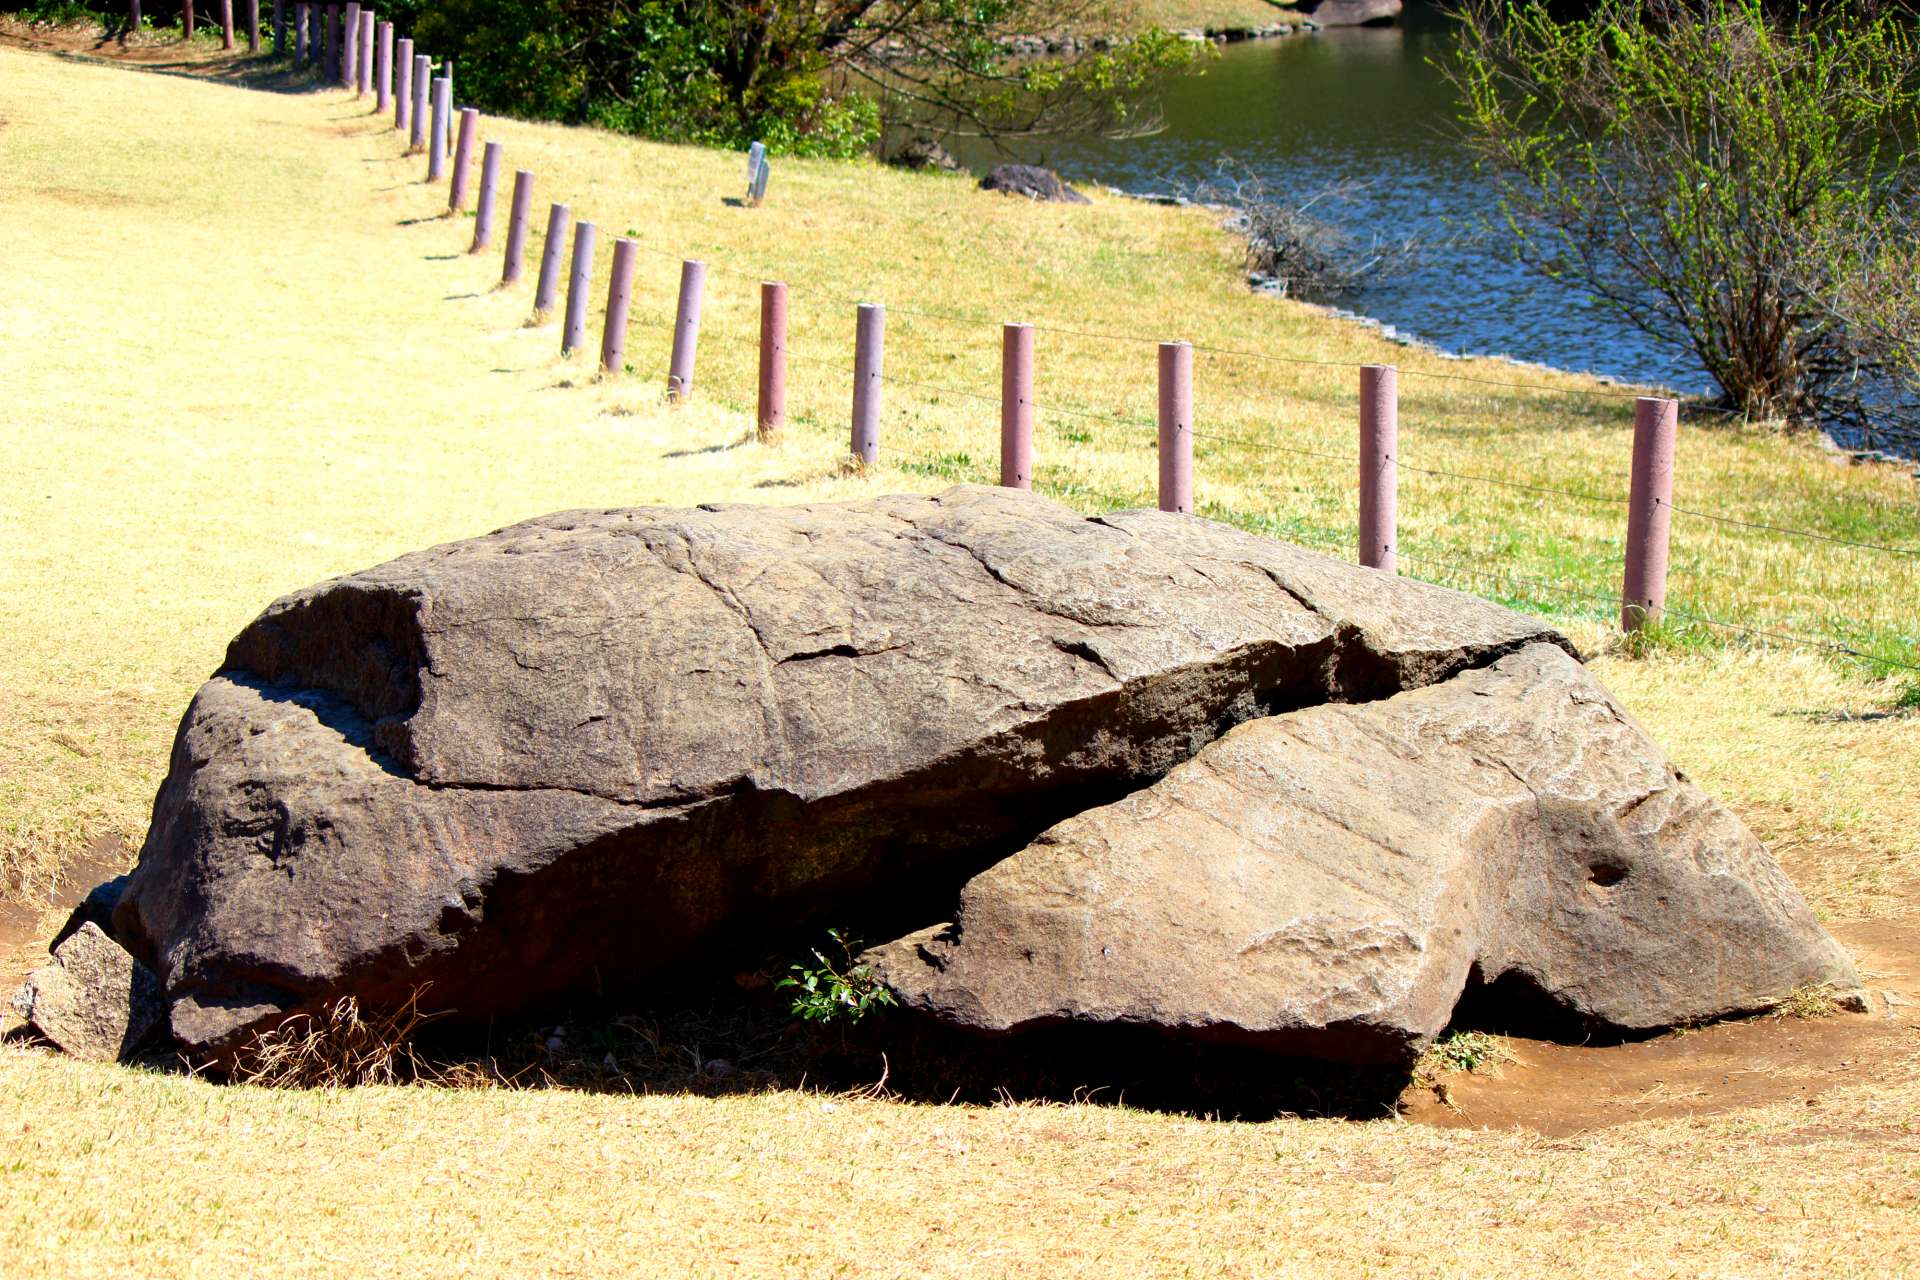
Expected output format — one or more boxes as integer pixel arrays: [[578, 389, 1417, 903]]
[[1402, 915, 1920, 1134]]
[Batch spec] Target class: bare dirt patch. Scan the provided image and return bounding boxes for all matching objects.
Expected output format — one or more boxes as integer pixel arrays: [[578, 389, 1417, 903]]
[[0, 833, 128, 995], [1403, 915, 1920, 1135]]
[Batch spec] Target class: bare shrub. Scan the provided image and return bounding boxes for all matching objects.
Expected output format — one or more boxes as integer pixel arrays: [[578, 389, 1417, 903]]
[[1181, 161, 1446, 302]]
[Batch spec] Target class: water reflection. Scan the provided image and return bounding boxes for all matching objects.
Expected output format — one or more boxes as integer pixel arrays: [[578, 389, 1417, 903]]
[[945, 8, 1713, 394]]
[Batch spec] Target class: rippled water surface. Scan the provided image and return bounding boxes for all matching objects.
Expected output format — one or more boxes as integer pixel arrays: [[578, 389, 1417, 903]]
[[961, 7, 1714, 394]]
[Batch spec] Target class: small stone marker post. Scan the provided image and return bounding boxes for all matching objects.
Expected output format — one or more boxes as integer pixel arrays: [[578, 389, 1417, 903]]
[[562, 222, 598, 355], [749, 155, 770, 206], [1358, 364, 1398, 573], [851, 303, 885, 465], [601, 239, 638, 376], [471, 142, 502, 252], [667, 260, 707, 402], [502, 171, 535, 284], [1621, 396, 1679, 632], [1001, 323, 1035, 490], [1157, 342, 1193, 514], [746, 141, 765, 192], [428, 76, 450, 180], [449, 108, 478, 210], [533, 202, 570, 316], [757, 281, 788, 444]]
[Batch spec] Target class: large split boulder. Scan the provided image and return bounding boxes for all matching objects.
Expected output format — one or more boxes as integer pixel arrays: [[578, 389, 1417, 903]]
[[866, 644, 1857, 1062], [111, 486, 1560, 1060]]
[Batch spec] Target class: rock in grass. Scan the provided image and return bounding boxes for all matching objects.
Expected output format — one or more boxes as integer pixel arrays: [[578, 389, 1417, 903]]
[[980, 164, 1091, 205], [10, 923, 163, 1062], [1301, 0, 1404, 27], [110, 485, 1558, 1060], [866, 644, 1857, 1063]]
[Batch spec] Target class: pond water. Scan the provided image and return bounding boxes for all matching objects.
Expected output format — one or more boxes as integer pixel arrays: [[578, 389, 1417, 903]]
[[955, 5, 1715, 396]]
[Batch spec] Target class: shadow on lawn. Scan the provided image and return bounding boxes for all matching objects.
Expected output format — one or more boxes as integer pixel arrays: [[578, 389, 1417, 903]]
[[79, 968, 1421, 1122]]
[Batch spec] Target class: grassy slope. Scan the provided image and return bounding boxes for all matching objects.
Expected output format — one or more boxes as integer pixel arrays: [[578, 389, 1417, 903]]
[[0, 45, 1917, 1276], [1106, 0, 1308, 32]]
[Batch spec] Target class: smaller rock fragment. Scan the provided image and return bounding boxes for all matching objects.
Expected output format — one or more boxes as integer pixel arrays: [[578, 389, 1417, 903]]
[[980, 164, 1092, 205], [9, 922, 163, 1062], [890, 137, 962, 173], [48, 874, 129, 952]]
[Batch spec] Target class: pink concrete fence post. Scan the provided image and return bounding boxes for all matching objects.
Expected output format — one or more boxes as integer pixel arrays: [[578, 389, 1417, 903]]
[[667, 259, 707, 402], [357, 11, 373, 98], [409, 54, 429, 152], [221, 0, 234, 51], [1358, 364, 1399, 573], [340, 3, 356, 87], [375, 20, 391, 112], [561, 221, 598, 355], [1157, 341, 1193, 514], [502, 171, 535, 284], [1621, 395, 1679, 632], [851, 303, 885, 465], [448, 107, 478, 209], [601, 239, 638, 376], [184, 0, 194, 42], [293, 3, 305, 61], [1001, 322, 1035, 490], [757, 281, 788, 444], [532, 202, 569, 316], [248, 0, 260, 52], [471, 141, 502, 252], [308, 5, 321, 66], [394, 37, 412, 130], [427, 76, 450, 181], [275, 0, 286, 56]]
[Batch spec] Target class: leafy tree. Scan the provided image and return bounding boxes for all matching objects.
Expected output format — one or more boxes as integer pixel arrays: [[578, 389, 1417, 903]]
[[409, 0, 1197, 158], [1446, 0, 1920, 442]]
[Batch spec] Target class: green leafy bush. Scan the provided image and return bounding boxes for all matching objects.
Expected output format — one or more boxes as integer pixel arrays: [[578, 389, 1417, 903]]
[[779, 928, 897, 1026]]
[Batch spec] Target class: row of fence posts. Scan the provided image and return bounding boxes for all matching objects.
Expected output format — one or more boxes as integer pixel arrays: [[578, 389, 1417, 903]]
[[280, 1, 1681, 638]]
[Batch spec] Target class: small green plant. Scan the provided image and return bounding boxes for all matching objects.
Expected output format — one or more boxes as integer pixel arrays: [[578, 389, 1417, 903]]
[[779, 928, 895, 1025], [1420, 1029, 1511, 1078], [1769, 982, 1848, 1020], [1895, 679, 1920, 711]]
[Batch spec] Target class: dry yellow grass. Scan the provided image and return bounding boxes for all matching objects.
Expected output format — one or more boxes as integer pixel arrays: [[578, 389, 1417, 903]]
[[1105, 0, 1309, 32], [0, 1047, 1915, 1278], [3, 45, 1920, 1278]]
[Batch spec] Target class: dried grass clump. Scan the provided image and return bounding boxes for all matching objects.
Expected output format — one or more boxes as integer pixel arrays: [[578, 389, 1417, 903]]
[[231, 989, 440, 1089]]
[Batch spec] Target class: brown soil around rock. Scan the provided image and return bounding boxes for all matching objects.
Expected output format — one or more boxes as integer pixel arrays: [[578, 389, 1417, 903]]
[[1400, 915, 1920, 1135]]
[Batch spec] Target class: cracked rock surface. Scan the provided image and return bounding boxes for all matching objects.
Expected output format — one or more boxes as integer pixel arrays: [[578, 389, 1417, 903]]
[[111, 486, 1565, 1059], [865, 644, 1857, 1063]]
